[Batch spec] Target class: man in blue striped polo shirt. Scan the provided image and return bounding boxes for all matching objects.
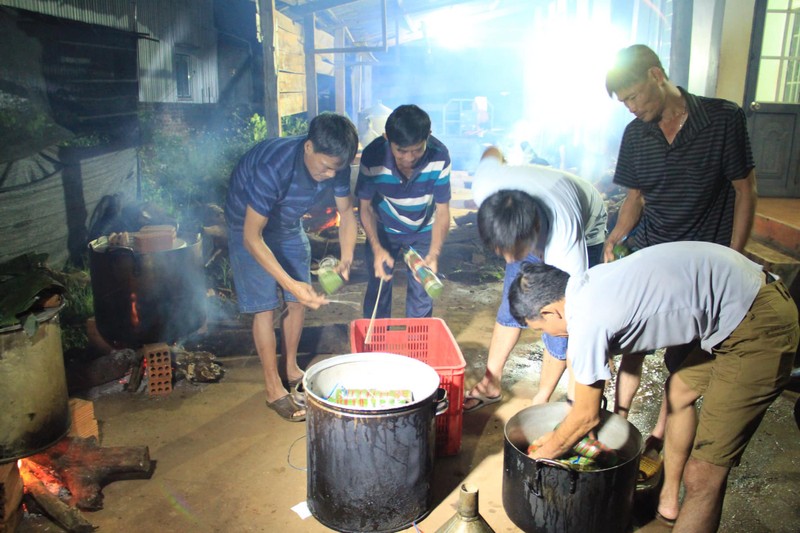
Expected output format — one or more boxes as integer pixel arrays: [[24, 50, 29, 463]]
[[355, 104, 451, 318], [225, 113, 359, 422]]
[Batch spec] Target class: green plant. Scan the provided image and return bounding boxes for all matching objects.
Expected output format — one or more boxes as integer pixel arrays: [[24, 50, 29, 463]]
[[281, 114, 309, 136], [59, 133, 110, 147], [479, 265, 506, 282], [139, 126, 250, 220], [246, 113, 268, 143], [57, 269, 94, 353]]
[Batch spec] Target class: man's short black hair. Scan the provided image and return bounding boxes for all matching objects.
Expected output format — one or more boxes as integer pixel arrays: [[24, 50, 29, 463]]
[[307, 112, 359, 167], [385, 104, 431, 147], [477, 190, 548, 257], [605, 44, 665, 97], [509, 262, 570, 325]]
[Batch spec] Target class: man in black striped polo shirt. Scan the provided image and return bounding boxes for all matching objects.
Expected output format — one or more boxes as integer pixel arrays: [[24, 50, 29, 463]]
[[602, 44, 758, 526]]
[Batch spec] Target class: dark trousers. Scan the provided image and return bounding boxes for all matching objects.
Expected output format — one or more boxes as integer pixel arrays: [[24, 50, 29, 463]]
[[362, 229, 432, 319]]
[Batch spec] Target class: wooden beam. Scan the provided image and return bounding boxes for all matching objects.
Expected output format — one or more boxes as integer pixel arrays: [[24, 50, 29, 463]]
[[259, 0, 282, 136], [304, 14, 319, 119], [335, 27, 346, 115], [281, 0, 361, 17]]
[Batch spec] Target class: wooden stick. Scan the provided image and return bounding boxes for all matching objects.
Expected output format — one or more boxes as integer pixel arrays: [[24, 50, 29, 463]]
[[364, 277, 384, 345], [18, 462, 95, 533]]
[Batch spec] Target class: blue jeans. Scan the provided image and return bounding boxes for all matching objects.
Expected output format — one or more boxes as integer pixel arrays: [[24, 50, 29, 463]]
[[497, 243, 604, 359], [363, 229, 433, 319], [228, 228, 311, 313]]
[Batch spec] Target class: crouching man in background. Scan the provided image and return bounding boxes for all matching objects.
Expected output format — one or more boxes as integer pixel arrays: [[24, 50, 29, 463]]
[[508, 241, 798, 532]]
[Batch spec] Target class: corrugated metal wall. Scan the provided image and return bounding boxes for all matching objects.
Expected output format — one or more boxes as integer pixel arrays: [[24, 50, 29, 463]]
[[1, 0, 220, 104], [0, 0, 134, 30], [136, 0, 219, 103]]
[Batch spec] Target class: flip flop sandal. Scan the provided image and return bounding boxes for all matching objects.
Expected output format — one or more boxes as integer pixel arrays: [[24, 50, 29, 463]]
[[267, 394, 306, 422], [463, 392, 502, 413], [637, 450, 663, 483]]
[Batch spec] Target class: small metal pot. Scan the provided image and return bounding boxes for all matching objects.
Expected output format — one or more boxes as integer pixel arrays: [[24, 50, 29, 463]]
[[503, 402, 642, 533], [304, 352, 448, 533]]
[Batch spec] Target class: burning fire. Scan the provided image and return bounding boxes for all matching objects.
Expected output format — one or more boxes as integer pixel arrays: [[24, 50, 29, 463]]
[[303, 207, 340, 233], [130, 292, 140, 327], [18, 458, 63, 494], [318, 209, 340, 232]]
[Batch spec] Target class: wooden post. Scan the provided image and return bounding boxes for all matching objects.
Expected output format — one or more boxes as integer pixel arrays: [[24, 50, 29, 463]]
[[351, 57, 362, 120], [304, 14, 318, 119], [334, 28, 347, 115], [258, 0, 281, 137]]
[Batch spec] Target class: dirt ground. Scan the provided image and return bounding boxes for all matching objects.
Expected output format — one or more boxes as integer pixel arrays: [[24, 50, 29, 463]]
[[14, 198, 800, 532]]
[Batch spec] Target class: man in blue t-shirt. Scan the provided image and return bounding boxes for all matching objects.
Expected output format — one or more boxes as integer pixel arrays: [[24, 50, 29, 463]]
[[355, 104, 451, 318], [225, 113, 359, 423]]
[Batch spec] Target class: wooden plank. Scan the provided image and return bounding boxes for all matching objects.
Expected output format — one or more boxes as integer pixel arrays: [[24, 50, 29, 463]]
[[277, 26, 303, 53], [276, 9, 301, 34], [280, 92, 306, 116], [279, 72, 306, 93], [278, 49, 305, 74], [67, 399, 100, 441]]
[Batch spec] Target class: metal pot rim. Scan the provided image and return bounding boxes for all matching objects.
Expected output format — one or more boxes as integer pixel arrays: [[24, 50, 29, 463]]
[[504, 402, 643, 470], [0, 302, 65, 334], [304, 352, 441, 411]]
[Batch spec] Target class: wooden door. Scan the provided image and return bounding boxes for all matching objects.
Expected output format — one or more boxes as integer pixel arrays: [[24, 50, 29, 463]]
[[744, 0, 800, 197]]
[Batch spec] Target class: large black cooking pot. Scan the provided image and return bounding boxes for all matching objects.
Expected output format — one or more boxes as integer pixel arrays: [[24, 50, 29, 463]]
[[503, 402, 642, 533], [88, 234, 206, 346], [304, 352, 448, 533]]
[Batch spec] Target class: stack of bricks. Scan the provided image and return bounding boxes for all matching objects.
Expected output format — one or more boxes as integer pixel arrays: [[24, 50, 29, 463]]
[[143, 343, 173, 396], [0, 462, 23, 533]]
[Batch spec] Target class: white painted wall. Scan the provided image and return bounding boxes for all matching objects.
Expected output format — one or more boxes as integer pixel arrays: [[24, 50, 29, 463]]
[[717, 0, 756, 105], [688, 0, 720, 96]]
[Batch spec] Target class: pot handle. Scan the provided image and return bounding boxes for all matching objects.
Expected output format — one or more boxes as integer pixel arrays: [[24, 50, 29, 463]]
[[105, 245, 142, 275], [527, 458, 579, 498], [434, 387, 449, 416]]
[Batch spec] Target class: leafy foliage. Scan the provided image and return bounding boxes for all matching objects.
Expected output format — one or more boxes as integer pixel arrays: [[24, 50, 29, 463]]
[[138, 110, 308, 223], [281, 113, 309, 136]]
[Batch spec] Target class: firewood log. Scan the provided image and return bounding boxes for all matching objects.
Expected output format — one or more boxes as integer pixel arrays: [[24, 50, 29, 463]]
[[24, 437, 152, 511]]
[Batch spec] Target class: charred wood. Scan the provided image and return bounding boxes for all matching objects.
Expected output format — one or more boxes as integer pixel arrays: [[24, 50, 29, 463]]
[[24, 437, 152, 511], [18, 461, 95, 533]]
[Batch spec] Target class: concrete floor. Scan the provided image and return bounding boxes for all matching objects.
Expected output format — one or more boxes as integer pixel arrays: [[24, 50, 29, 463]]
[[14, 194, 800, 532], [17, 290, 800, 533]]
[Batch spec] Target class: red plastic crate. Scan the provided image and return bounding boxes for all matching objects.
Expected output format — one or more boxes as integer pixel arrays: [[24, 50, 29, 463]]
[[349, 317, 466, 456]]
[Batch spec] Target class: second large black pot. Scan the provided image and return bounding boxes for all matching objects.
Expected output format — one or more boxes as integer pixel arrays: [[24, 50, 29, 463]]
[[88, 234, 206, 346], [503, 402, 642, 533]]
